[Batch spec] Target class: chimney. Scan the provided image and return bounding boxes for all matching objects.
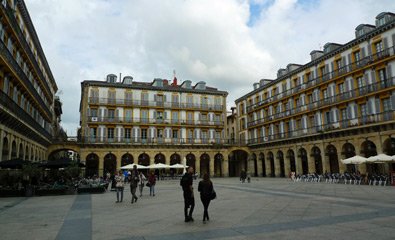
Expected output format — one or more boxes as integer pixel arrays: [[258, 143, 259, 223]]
[[172, 70, 178, 86]]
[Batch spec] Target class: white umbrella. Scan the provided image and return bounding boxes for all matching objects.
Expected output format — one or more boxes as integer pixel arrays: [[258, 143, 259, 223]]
[[148, 163, 170, 169], [366, 153, 394, 163], [341, 155, 367, 165], [170, 163, 188, 169], [120, 163, 148, 170]]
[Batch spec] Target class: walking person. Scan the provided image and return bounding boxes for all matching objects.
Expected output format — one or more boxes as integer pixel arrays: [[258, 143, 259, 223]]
[[138, 171, 146, 197], [130, 165, 139, 204], [148, 171, 156, 196], [198, 173, 214, 223], [180, 167, 195, 222], [115, 170, 125, 203]]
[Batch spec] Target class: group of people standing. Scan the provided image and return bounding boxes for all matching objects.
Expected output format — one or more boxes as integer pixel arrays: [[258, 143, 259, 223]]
[[114, 165, 156, 203], [181, 167, 215, 223]]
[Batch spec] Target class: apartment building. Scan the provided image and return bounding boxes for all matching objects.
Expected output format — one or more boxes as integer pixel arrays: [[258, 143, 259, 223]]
[[79, 74, 229, 177], [0, 0, 61, 162], [236, 12, 395, 177]]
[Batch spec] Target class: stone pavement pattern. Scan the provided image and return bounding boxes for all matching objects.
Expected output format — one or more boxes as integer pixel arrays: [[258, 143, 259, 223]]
[[1, 178, 395, 240]]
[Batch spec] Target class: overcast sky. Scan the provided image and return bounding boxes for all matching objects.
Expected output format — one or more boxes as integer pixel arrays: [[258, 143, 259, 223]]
[[26, 0, 394, 136]]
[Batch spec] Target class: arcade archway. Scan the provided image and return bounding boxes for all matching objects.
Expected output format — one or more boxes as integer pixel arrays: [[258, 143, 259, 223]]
[[121, 153, 133, 166], [311, 146, 323, 174], [103, 153, 117, 176], [200, 153, 210, 176], [214, 153, 223, 177], [276, 151, 285, 177], [228, 150, 248, 177], [298, 148, 308, 175], [85, 153, 99, 177]]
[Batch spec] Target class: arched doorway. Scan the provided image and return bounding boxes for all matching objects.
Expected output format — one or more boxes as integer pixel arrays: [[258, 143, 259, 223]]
[[298, 148, 308, 175], [311, 146, 323, 174], [138, 153, 150, 166], [18, 143, 23, 159], [382, 137, 395, 172], [200, 153, 210, 176], [2, 137, 9, 161], [85, 153, 99, 177], [170, 153, 181, 176], [268, 151, 275, 177], [326, 145, 339, 173], [11, 140, 17, 159], [154, 153, 166, 164], [341, 142, 356, 172], [287, 149, 296, 173], [103, 153, 117, 176], [361, 140, 378, 173], [251, 153, 258, 177], [186, 153, 196, 172], [276, 151, 285, 177], [121, 153, 133, 166], [214, 153, 223, 177], [228, 150, 248, 177], [259, 153, 266, 177], [25, 146, 29, 161]]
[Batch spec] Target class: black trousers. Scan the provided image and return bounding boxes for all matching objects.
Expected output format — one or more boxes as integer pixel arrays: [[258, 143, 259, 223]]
[[201, 197, 211, 221], [183, 192, 195, 218]]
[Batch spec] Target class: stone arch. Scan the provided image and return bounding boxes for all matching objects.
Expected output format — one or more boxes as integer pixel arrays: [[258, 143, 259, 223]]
[[276, 151, 285, 177], [361, 140, 378, 173], [154, 153, 166, 164], [121, 153, 133, 166], [2, 137, 9, 161], [25, 145, 29, 161], [259, 152, 266, 177], [286, 149, 296, 173], [310, 146, 323, 174], [138, 153, 150, 166], [103, 153, 117, 176], [341, 142, 356, 172], [200, 153, 210, 176], [214, 153, 223, 177], [186, 153, 196, 171], [85, 153, 99, 177], [267, 151, 275, 177], [11, 140, 17, 159], [170, 153, 181, 165], [382, 137, 395, 155], [297, 148, 308, 175], [326, 144, 339, 173], [228, 150, 248, 177], [251, 153, 258, 177], [18, 143, 23, 159]]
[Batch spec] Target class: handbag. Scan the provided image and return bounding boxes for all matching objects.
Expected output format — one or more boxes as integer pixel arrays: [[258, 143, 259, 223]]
[[146, 182, 151, 187], [210, 189, 216, 200]]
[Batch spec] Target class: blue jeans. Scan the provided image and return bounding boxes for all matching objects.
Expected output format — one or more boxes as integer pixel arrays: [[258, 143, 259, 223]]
[[150, 185, 155, 196], [116, 187, 124, 202]]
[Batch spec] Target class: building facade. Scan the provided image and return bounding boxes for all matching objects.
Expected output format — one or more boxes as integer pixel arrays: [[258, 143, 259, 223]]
[[0, 0, 61, 162], [79, 74, 230, 177], [236, 12, 395, 178]]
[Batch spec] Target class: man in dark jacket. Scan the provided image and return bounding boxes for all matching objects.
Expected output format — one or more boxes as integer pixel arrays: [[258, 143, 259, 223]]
[[181, 167, 195, 222], [130, 165, 139, 203]]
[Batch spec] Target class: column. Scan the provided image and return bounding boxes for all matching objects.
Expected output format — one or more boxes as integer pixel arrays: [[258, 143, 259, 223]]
[[98, 152, 104, 177], [0, 130, 3, 162], [223, 159, 229, 177], [284, 155, 290, 178]]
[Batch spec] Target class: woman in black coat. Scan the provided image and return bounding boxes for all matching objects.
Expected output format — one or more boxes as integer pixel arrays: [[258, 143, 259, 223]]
[[198, 173, 214, 223]]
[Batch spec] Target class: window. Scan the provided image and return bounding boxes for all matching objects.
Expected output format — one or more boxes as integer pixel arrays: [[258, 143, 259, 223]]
[[141, 110, 148, 123], [157, 129, 163, 138], [90, 108, 98, 117], [354, 51, 360, 63], [125, 128, 131, 139], [375, 41, 383, 53], [108, 109, 115, 121], [141, 92, 148, 106], [141, 129, 147, 139], [108, 128, 114, 139], [187, 95, 193, 108], [125, 110, 132, 122], [172, 111, 179, 123], [90, 128, 97, 138], [378, 69, 388, 88], [125, 91, 132, 104], [172, 129, 178, 139]]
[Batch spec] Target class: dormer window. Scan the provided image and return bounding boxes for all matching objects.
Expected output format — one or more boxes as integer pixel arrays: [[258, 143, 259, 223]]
[[377, 17, 386, 27]]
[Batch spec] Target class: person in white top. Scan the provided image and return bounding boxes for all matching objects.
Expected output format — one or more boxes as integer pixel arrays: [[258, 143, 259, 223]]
[[115, 170, 125, 203], [138, 172, 147, 197]]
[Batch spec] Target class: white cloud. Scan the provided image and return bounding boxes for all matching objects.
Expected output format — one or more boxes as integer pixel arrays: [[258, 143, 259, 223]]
[[26, 0, 395, 135]]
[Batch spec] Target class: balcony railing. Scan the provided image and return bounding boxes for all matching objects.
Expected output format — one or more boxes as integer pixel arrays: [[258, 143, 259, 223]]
[[87, 116, 224, 126], [75, 136, 248, 146], [0, 39, 52, 118], [246, 45, 395, 113], [0, 3, 52, 98], [88, 97, 224, 111], [247, 77, 395, 128], [0, 90, 52, 140], [248, 110, 395, 145]]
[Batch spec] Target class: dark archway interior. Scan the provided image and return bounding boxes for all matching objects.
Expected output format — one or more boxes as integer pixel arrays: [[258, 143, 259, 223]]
[[228, 150, 248, 177]]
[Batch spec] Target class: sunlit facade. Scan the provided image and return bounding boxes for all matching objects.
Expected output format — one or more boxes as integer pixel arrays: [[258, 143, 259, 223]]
[[236, 12, 395, 177], [0, 0, 61, 162]]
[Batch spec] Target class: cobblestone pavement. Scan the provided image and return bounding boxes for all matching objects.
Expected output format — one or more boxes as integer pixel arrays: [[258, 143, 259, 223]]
[[1, 178, 395, 240]]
